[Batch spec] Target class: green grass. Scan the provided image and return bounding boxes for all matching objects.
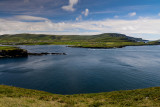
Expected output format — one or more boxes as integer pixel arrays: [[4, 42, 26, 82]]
[[0, 85, 160, 107], [0, 46, 18, 51], [0, 33, 159, 48]]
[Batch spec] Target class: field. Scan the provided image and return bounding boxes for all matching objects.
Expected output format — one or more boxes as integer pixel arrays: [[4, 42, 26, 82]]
[[0, 85, 160, 107]]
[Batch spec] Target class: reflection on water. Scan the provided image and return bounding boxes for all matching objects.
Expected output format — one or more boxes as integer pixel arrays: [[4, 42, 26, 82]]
[[0, 45, 160, 94]]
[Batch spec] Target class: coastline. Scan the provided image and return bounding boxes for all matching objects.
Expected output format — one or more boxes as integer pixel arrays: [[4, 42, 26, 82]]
[[0, 46, 66, 58], [0, 43, 160, 58]]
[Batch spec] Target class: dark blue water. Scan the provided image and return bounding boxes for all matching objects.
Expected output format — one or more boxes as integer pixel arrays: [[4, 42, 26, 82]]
[[0, 45, 160, 94]]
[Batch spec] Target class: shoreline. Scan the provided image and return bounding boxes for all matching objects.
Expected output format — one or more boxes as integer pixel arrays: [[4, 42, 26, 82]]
[[67, 43, 160, 49], [0, 46, 67, 58], [0, 84, 157, 95], [0, 44, 159, 58], [2, 42, 160, 49]]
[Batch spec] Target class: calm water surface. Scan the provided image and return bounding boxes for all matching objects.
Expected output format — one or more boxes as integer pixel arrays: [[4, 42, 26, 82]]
[[0, 45, 160, 94]]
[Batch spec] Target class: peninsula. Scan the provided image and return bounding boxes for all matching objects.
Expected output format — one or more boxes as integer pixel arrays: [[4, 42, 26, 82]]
[[0, 46, 66, 58], [0, 46, 28, 58]]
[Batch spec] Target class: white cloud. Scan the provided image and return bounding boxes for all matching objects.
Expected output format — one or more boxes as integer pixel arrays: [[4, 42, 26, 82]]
[[76, 8, 89, 21], [76, 15, 82, 21], [62, 0, 79, 12], [158, 13, 160, 16], [13, 15, 49, 21], [128, 12, 136, 17], [114, 15, 119, 18], [1, 15, 160, 40], [82, 9, 89, 16]]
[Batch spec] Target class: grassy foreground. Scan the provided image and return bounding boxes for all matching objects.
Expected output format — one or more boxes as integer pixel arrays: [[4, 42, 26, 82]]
[[0, 85, 160, 107]]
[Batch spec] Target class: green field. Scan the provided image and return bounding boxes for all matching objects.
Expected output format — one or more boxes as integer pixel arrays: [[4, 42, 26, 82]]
[[0, 85, 160, 107], [0, 33, 159, 48]]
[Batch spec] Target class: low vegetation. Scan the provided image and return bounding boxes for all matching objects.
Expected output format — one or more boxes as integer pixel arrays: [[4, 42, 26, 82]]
[[0, 33, 159, 48], [0, 85, 160, 107], [0, 46, 18, 51]]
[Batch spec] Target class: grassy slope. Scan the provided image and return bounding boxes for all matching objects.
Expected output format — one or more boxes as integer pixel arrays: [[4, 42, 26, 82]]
[[0, 85, 160, 107], [0, 33, 159, 48]]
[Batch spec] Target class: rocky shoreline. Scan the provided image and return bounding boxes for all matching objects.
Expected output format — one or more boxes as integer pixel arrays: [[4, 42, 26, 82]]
[[0, 49, 28, 58], [0, 48, 66, 58], [28, 52, 66, 56]]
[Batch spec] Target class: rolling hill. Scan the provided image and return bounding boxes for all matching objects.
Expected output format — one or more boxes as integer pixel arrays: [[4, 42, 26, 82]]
[[0, 33, 159, 48]]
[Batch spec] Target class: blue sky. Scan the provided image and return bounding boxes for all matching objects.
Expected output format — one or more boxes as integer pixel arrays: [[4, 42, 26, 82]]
[[0, 0, 160, 40]]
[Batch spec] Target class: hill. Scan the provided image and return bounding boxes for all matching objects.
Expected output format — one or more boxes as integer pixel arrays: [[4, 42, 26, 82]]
[[0, 33, 159, 48], [0, 85, 160, 107], [0, 33, 144, 42]]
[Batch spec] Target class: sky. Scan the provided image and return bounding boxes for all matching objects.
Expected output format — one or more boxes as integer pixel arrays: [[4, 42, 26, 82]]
[[0, 0, 160, 40]]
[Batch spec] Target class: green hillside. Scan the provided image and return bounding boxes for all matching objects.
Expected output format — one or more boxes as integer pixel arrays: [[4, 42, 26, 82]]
[[0, 33, 159, 48], [0, 85, 160, 107], [0, 33, 139, 42]]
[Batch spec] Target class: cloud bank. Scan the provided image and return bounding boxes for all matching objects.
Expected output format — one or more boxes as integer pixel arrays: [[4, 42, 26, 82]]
[[1, 15, 160, 40]]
